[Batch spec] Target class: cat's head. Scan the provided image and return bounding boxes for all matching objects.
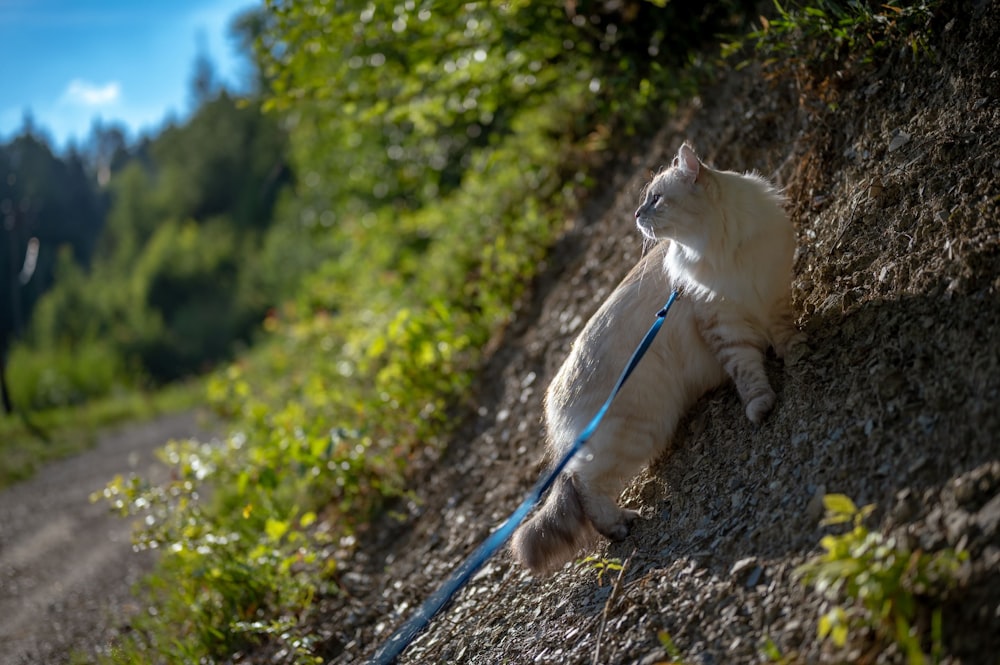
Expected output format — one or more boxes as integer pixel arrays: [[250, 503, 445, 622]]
[[634, 143, 715, 243]]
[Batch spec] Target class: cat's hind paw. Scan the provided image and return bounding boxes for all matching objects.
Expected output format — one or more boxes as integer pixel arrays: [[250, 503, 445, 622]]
[[594, 509, 640, 542], [745, 389, 776, 425]]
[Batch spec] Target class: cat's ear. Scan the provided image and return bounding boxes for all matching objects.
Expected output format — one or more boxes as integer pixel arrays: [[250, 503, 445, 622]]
[[677, 143, 700, 183]]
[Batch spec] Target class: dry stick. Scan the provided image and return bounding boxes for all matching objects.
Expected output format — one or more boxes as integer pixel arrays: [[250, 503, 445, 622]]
[[592, 550, 636, 665], [830, 185, 863, 258]]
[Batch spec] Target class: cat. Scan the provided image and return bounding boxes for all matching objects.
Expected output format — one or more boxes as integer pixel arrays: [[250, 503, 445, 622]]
[[510, 143, 802, 575]]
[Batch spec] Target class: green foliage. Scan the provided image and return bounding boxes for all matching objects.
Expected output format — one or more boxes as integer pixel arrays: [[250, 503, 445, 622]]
[[657, 629, 688, 664], [580, 555, 625, 586], [94, 433, 334, 661], [22, 92, 291, 386], [97, 161, 161, 266], [722, 0, 941, 72], [7, 339, 126, 411], [127, 219, 244, 380], [796, 494, 966, 664], [24, 245, 102, 350], [152, 93, 289, 232], [759, 636, 795, 663], [1, 132, 104, 366]]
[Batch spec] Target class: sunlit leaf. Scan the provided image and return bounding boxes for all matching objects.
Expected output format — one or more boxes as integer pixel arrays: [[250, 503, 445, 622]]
[[265, 518, 289, 542]]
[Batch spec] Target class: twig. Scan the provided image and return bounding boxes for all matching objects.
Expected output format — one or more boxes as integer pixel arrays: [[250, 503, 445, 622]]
[[592, 549, 635, 665], [830, 186, 862, 258]]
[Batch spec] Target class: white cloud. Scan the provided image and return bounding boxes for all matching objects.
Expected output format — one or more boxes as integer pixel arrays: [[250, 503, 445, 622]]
[[62, 79, 121, 107]]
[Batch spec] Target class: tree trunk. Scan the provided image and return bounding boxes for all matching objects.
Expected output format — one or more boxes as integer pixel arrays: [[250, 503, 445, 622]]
[[0, 354, 11, 415]]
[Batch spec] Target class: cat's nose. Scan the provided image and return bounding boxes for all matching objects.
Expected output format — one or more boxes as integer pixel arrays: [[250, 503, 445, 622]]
[[634, 208, 640, 219]]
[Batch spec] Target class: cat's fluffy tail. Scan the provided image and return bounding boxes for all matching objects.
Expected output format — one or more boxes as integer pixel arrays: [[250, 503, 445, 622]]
[[510, 474, 595, 575]]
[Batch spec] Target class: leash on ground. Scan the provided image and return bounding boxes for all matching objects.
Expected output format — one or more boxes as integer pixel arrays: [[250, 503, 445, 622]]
[[369, 289, 680, 664]]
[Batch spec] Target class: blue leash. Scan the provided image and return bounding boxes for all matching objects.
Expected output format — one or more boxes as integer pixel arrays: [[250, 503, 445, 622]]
[[369, 289, 679, 664]]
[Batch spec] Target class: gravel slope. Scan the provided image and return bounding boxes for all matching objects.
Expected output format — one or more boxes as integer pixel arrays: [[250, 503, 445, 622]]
[[305, 3, 1000, 663]]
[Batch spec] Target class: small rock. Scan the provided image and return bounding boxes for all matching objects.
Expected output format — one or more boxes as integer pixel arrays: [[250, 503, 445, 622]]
[[806, 485, 827, 523], [944, 509, 971, 546], [907, 455, 929, 475], [868, 177, 884, 200], [892, 488, 917, 523], [730, 557, 763, 589], [975, 493, 1000, 538], [953, 476, 977, 506], [889, 130, 911, 152], [639, 649, 668, 665]]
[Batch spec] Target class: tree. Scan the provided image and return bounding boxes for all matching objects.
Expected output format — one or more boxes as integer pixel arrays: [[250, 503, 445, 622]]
[[0, 133, 103, 414], [3, 11, 294, 399]]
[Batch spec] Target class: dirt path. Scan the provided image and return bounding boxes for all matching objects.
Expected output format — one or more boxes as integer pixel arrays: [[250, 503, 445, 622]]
[[0, 410, 208, 665]]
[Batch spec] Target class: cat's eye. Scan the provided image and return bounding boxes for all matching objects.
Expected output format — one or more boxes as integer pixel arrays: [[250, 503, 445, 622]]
[[651, 193, 661, 205]]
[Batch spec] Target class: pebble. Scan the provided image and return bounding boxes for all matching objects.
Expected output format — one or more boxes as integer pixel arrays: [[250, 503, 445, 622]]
[[806, 485, 827, 523], [888, 129, 911, 152], [975, 494, 1000, 538]]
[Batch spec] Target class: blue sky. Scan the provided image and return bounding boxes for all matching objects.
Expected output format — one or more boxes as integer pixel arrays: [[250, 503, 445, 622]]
[[1, 0, 259, 151]]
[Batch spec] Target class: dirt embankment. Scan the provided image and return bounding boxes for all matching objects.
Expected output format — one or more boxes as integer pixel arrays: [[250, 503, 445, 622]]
[[309, 3, 1000, 664]]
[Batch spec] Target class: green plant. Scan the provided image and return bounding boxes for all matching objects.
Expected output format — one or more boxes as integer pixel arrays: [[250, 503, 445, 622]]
[[796, 494, 966, 664], [657, 629, 688, 664], [6, 339, 129, 411], [759, 635, 802, 664], [579, 555, 624, 586], [94, 432, 336, 661], [722, 0, 940, 72]]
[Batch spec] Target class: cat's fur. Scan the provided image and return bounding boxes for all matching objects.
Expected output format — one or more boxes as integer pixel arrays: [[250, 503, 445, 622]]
[[510, 143, 801, 575]]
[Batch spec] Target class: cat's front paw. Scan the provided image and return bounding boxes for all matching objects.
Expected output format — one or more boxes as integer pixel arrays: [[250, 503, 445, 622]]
[[595, 509, 640, 542], [745, 389, 776, 425]]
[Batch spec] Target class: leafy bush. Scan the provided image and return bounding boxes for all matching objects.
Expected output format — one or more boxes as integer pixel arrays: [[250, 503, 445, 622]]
[[7, 339, 128, 410], [20, 93, 290, 388], [796, 494, 966, 664], [722, 0, 941, 75], [97, 433, 332, 661], [126, 219, 248, 380]]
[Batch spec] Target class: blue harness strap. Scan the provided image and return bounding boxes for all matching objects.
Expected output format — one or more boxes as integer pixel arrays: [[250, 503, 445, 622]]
[[369, 289, 679, 664]]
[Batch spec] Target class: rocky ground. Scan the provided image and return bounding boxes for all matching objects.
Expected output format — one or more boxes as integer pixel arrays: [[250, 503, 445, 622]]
[[314, 3, 1000, 664]]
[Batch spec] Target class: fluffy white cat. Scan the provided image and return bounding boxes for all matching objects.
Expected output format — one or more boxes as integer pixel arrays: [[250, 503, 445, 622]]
[[510, 143, 801, 575]]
